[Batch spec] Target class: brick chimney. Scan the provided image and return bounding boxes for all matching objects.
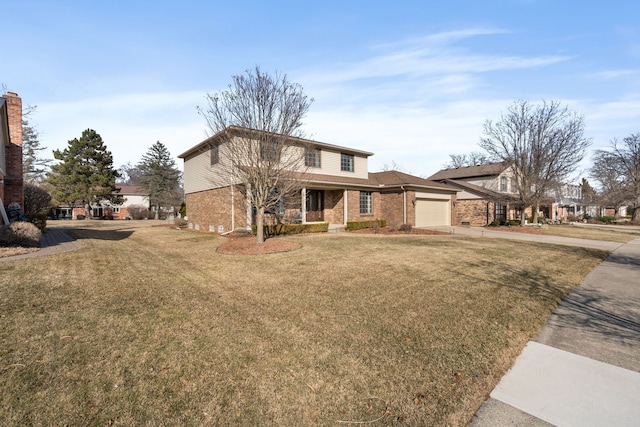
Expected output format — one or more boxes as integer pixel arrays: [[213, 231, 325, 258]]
[[2, 92, 23, 210]]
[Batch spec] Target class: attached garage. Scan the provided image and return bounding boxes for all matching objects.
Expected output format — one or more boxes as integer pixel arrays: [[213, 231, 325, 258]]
[[415, 198, 450, 227]]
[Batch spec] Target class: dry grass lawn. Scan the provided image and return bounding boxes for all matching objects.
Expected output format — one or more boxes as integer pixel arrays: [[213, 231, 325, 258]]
[[541, 224, 640, 243], [0, 221, 608, 426]]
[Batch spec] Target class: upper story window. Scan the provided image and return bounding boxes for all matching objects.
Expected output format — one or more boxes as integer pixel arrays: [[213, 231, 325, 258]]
[[305, 147, 321, 168], [341, 153, 354, 172], [260, 140, 280, 162], [500, 176, 508, 192], [210, 144, 219, 165]]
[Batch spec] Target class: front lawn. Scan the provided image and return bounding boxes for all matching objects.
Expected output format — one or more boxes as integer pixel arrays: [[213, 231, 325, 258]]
[[0, 221, 607, 426]]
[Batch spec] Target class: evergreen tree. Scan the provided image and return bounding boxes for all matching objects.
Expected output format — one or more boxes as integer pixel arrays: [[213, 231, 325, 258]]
[[22, 106, 51, 182], [137, 141, 182, 219], [46, 129, 122, 217]]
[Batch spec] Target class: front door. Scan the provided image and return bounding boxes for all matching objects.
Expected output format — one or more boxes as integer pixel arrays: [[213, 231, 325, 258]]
[[306, 190, 324, 222]]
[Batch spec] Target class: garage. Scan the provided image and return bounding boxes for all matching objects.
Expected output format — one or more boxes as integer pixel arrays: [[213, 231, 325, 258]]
[[415, 198, 450, 227]]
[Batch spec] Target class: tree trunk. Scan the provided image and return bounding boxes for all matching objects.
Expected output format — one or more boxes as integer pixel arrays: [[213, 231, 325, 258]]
[[256, 206, 265, 244], [532, 202, 540, 224], [520, 206, 527, 226], [154, 204, 159, 220], [633, 205, 640, 222]]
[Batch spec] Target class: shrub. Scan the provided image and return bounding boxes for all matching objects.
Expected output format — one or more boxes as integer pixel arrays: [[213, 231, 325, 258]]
[[252, 222, 329, 237], [597, 216, 616, 224], [174, 218, 188, 228], [23, 182, 53, 230], [346, 219, 387, 231], [0, 222, 42, 248], [398, 223, 413, 232]]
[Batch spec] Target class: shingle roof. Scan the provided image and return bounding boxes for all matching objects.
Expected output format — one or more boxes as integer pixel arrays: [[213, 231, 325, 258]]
[[369, 170, 453, 190], [426, 162, 509, 180], [115, 185, 148, 195], [302, 170, 457, 192]]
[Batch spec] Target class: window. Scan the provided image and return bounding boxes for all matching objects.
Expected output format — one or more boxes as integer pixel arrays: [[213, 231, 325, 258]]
[[500, 176, 508, 192], [305, 147, 321, 168], [210, 144, 219, 165], [495, 203, 506, 220], [260, 140, 280, 162], [510, 178, 516, 193], [341, 153, 354, 172], [112, 207, 120, 214], [360, 191, 373, 214]]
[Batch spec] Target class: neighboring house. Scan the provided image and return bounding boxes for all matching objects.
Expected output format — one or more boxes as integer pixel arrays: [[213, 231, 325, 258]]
[[427, 162, 522, 225], [1, 92, 24, 223], [429, 162, 589, 224], [179, 126, 458, 233], [53, 185, 151, 220]]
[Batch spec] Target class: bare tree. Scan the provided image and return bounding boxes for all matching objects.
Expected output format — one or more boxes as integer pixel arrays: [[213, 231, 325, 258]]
[[480, 100, 591, 225], [198, 67, 313, 243], [443, 151, 491, 168], [590, 134, 640, 220]]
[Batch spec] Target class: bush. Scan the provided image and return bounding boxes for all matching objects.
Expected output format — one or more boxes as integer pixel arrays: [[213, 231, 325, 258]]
[[23, 182, 52, 230], [597, 216, 616, 224], [346, 219, 387, 231], [398, 223, 413, 232], [252, 222, 329, 237], [0, 222, 42, 248], [174, 218, 188, 228]]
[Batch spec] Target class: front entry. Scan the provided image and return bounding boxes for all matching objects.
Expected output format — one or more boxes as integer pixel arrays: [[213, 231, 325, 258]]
[[306, 190, 324, 222]]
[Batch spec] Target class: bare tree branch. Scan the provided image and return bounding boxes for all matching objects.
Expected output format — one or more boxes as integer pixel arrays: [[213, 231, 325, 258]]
[[198, 67, 313, 243], [480, 100, 591, 224]]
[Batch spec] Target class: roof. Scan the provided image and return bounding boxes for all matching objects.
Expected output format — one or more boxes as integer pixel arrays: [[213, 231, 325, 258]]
[[302, 169, 457, 193], [426, 162, 510, 181], [115, 185, 149, 195], [178, 126, 375, 159]]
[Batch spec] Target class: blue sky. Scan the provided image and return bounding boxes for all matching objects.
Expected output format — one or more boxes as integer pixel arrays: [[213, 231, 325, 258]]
[[3, 0, 640, 179]]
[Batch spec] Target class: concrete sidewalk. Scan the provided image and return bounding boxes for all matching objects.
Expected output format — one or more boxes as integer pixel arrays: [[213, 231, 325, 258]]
[[0, 227, 81, 262], [433, 225, 624, 251], [469, 237, 640, 426]]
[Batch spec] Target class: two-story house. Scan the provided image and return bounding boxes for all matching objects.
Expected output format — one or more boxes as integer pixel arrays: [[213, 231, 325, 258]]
[[427, 162, 522, 226], [179, 126, 458, 233], [54, 185, 152, 220]]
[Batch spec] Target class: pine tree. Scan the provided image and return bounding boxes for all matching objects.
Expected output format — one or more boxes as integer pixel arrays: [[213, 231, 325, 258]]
[[22, 106, 51, 182], [46, 129, 122, 216], [138, 141, 182, 219]]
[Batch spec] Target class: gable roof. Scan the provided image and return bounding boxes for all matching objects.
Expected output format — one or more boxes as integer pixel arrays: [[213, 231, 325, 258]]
[[426, 162, 510, 181], [115, 185, 149, 195], [369, 170, 454, 191], [301, 169, 457, 193], [178, 126, 374, 159]]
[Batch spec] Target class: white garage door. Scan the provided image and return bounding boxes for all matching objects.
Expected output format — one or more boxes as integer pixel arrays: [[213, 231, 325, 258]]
[[415, 198, 450, 227]]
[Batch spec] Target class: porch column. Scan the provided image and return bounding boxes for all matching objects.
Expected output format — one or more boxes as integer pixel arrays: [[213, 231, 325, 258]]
[[343, 189, 348, 225], [246, 185, 252, 230], [301, 187, 307, 224]]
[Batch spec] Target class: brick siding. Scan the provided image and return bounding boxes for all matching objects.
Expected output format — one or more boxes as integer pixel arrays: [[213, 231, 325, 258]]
[[2, 93, 23, 209], [455, 199, 495, 226], [186, 186, 249, 233]]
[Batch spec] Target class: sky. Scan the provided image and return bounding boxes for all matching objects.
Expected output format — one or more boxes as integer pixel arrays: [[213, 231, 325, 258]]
[[3, 0, 640, 180]]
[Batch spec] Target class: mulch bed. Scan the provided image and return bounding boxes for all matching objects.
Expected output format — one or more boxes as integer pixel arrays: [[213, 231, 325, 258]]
[[216, 233, 302, 255]]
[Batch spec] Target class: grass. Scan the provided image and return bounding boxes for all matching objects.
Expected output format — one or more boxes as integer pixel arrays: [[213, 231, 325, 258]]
[[541, 224, 640, 243], [0, 221, 608, 426]]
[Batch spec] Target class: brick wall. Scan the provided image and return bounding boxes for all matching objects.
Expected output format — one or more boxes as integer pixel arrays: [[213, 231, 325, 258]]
[[456, 199, 494, 226], [2, 92, 23, 209], [186, 185, 249, 233], [380, 191, 405, 227]]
